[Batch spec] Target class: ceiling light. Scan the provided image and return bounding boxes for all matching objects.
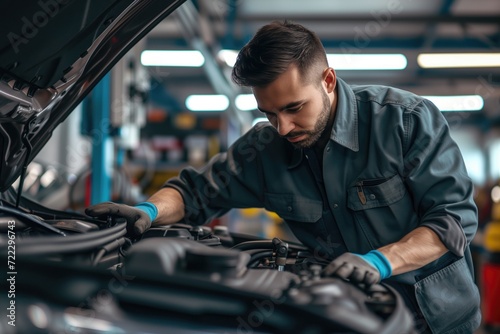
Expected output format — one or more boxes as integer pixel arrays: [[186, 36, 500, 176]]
[[185, 95, 229, 112], [236, 94, 258, 111], [218, 49, 238, 67], [141, 50, 205, 67], [423, 95, 484, 112], [492, 186, 500, 203], [327, 54, 407, 70], [418, 53, 500, 68], [218, 50, 407, 70]]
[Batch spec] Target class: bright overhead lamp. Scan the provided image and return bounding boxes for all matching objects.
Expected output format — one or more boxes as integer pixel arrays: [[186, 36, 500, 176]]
[[423, 95, 484, 112], [492, 185, 500, 203], [218, 49, 238, 68], [327, 54, 407, 70], [141, 50, 205, 67], [236, 94, 258, 111], [185, 94, 229, 112], [418, 53, 500, 68], [218, 50, 407, 70]]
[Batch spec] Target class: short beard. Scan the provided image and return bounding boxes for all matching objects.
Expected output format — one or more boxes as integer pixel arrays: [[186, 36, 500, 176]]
[[289, 88, 331, 149]]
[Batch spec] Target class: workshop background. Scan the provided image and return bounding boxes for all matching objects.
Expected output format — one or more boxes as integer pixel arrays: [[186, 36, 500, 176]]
[[17, 1, 500, 331]]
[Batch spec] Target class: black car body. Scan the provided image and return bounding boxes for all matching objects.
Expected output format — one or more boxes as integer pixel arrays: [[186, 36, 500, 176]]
[[0, 1, 416, 333]]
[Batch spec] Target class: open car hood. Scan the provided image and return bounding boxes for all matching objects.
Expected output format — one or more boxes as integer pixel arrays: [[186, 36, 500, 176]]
[[0, 0, 186, 192]]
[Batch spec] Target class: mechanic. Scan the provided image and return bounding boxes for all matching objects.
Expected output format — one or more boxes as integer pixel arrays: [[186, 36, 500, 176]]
[[86, 21, 480, 333]]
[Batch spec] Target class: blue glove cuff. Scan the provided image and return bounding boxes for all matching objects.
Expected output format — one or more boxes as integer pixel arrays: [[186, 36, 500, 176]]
[[356, 250, 393, 280], [135, 202, 158, 222]]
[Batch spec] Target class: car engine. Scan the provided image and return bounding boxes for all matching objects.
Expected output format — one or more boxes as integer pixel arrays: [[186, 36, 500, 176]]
[[0, 195, 416, 334]]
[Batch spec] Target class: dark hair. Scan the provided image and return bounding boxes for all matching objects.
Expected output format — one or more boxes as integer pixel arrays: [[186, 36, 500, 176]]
[[231, 21, 328, 87]]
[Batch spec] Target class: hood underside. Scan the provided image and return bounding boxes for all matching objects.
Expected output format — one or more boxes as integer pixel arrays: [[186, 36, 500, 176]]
[[0, 0, 185, 192]]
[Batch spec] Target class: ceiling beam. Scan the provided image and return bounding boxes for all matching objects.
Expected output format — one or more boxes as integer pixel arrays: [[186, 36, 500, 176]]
[[174, 1, 253, 134]]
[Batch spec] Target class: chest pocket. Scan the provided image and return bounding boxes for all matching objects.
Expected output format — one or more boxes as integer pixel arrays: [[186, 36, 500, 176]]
[[347, 174, 406, 211], [346, 174, 415, 248], [264, 193, 322, 222]]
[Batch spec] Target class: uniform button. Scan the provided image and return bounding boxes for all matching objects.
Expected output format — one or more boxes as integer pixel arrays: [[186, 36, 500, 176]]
[[333, 203, 338, 209], [287, 206, 293, 212], [369, 194, 376, 200], [326, 146, 331, 152]]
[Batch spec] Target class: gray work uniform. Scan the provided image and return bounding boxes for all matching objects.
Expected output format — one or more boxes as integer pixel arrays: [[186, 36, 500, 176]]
[[166, 78, 481, 333]]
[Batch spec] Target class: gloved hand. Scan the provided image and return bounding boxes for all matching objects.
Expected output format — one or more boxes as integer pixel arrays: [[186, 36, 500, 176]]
[[85, 202, 158, 235], [322, 250, 392, 286]]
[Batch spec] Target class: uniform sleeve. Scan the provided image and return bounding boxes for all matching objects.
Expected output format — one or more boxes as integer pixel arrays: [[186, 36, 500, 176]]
[[163, 125, 271, 225], [402, 99, 478, 257]]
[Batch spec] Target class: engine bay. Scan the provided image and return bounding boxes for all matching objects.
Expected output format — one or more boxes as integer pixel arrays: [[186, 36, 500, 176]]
[[0, 197, 415, 334]]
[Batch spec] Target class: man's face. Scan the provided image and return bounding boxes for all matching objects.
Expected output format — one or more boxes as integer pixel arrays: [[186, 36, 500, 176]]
[[253, 65, 334, 149]]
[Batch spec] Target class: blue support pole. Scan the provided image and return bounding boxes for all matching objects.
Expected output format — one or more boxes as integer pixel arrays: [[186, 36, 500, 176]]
[[90, 73, 112, 204]]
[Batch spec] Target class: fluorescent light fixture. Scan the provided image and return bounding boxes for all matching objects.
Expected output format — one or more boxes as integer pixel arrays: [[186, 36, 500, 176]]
[[492, 185, 500, 203], [252, 117, 269, 127], [185, 94, 229, 112], [418, 53, 500, 68], [236, 94, 258, 111], [218, 50, 407, 70], [141, 50, 205, 67], [489, 140, 500, 180], [327, 54, 407, 70], [218, 49, 238, 67], [423, 95, 484, 112]]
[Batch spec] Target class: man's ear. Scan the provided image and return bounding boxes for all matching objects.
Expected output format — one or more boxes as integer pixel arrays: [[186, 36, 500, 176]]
[[323, 67, 336, 93]]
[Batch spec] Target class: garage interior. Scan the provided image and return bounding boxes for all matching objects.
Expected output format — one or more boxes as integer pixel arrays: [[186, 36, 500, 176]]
[[13, 0, 500, 332]]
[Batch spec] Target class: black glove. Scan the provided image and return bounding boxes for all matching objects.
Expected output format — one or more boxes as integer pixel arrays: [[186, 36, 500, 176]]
[[322, 252, 380, 286], [85, 202, 152, 235]]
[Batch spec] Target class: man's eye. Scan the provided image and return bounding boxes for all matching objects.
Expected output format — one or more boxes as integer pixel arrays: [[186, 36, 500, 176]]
[[287, 105, 303, 113]]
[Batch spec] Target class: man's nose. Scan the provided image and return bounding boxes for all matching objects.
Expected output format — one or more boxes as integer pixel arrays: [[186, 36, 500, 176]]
[[276, 114, 294, 136]]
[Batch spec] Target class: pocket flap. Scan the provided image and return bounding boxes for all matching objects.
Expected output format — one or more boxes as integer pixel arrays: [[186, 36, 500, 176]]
[[347, 174, 406, 211]]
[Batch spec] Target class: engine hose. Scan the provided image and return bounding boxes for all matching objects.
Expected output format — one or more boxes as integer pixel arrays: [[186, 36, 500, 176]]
[[248, 251, 274, 268], [92, 249, 107, 267], [242, 248, 272, 255], [15, 221, 126, 245], [231, 240, 274, 251], [92, 237, 127, 266], [15, 223, 127, 256], [0, 203, 66, 236]]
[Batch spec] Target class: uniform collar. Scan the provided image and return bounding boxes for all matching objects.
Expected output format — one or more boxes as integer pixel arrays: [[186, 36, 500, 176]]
[[330, 77, 359, 152]]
